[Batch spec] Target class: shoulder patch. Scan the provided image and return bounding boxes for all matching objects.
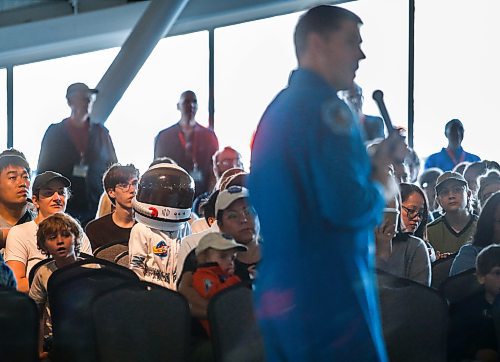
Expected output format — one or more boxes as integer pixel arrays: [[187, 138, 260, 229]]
[[321, 98, 355, 135]]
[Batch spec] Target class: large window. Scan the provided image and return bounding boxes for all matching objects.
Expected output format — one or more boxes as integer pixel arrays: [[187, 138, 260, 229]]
[[414, 0, 499, 162], [215, 13, 301, 167], [105, 31, 208, 173], [0, 68, 6, 150], [12, 31, 208, 174], [13, 48, 119, 170]]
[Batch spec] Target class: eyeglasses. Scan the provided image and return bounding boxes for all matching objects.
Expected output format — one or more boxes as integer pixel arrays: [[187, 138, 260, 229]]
[[401, 205, 424, 220], [437, 185, 466, 197], [115, 180, 138, 191], [39, 188, 67, 198]]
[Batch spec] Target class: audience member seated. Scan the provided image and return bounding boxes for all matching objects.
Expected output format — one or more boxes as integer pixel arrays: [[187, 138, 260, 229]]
[[192, 232, 246, 336], [447, 244, 500, 362], [5, 171, 92, 292], [452, 161, 470, 175], [178, 186, 260, 319], [177, 190, 220, 279], [450, 192, 500, 276], [0, 149, 34, 248], [29, 213, 83, 360], [464, 161, 489, 197], [400, 183, 436, 262], [0, 253, 17, 289], [424, 119, 480, 172], [375, 190, 431, 286], [419, 167, 443, 220], [85, 164, 139, 250], [404, 147, 421, 183], [212, 147, 244, 183], [128, 163, 193, 290], [338, 82, 385, 142], [478, 170, 500, 209], [427, 171, 478, 257]]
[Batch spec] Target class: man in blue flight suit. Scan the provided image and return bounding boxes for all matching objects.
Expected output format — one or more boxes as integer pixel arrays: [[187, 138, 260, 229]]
[[249, 5, 405, 361]]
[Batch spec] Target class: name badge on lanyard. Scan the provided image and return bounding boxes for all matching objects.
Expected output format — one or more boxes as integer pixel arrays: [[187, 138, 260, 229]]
[[190, 163, 203, 182], [73, 152, 88, 178]]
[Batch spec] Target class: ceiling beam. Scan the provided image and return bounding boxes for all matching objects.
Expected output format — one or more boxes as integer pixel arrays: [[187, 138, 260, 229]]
[[0, 0, 350, 68]]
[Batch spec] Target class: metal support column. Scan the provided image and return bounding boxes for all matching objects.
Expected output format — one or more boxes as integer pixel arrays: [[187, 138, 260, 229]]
[[91, 0, 190, 124], [208, 28, 215, 130], [6, 65, 13, 148], [408, 0, 415, 148]]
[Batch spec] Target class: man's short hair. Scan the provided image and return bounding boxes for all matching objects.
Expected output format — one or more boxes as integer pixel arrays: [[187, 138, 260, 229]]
[[0, 148, 30, 174], [294, 5, 362, 59], [476, 244, 500, 276], [445, 118, 464, 133], [102, 163, 139, 204]]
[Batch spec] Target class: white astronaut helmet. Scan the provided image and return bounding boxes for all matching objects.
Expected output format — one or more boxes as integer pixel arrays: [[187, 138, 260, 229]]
[[132, 163, 195, 231]]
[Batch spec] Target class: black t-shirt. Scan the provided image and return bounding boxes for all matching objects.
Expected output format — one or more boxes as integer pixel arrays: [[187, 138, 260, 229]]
[[85, 213, 134, 250], [447, 290, 497, 361]]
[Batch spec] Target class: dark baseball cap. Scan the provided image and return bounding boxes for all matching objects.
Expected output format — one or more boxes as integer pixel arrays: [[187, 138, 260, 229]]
[[32, 171, 71, 194], [435, 171, 467, 192], [66, 82, 98, 99]]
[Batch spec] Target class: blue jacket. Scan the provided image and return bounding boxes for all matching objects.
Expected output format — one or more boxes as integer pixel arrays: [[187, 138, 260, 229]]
[[249, 68, 387, 361]]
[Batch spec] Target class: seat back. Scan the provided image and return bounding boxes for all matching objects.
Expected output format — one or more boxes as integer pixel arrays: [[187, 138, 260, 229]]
[[431, 253, 457, 289], [93, 241, 128, 263], [377, 270, 449, 362], [48, 258, 138, 362], [92, 281, 191, 362], [28, 257, 52, 287], [208, 284, 264, 362], [439, 268, 482, 304], [114, 250, 129, 267], [0, 287, 39, 362]]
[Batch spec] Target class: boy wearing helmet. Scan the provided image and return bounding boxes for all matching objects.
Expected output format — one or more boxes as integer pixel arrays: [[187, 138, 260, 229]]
[[128, 163, 194, 289]]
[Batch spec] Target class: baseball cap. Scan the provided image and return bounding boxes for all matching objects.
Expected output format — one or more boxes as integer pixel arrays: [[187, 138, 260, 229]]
[[32, 171, 71, 194], [195, 232, 248, 256], [435, 171, 467, 192], [66, 83, 98, 99], [215, 186, 249, 215]]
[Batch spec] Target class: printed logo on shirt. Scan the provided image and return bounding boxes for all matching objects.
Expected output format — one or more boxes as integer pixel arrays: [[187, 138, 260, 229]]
[[321, 98, 354, 135], [152, 240, 169, 257], [204, 279, 213, 293]]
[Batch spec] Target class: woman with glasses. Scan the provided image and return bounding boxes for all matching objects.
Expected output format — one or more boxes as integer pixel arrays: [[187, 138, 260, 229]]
[[375, 183, 432, 286], [450, 192, 500, 276], [4, 171, 92, 292], [400, 182, 437, 262]]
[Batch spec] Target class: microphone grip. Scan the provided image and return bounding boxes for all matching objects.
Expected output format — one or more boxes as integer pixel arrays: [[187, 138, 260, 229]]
[[372, 90, 396, 134]]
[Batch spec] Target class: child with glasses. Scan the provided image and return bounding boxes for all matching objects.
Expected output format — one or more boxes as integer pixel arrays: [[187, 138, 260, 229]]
[[447, 244, 500, 362], [427, 171, 478, 257], [85, 163, 139, 250]]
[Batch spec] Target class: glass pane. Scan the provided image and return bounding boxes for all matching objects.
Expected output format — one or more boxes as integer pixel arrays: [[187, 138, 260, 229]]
[[0, 68, 6, 150], [215, 13, 301, 168], [13, 48, 119, 170], [105, 31, 209, 173], [414, 0, 499, 162]]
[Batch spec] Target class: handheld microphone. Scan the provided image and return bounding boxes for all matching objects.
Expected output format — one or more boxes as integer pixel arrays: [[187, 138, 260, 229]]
[[372, 90, 396, 134]]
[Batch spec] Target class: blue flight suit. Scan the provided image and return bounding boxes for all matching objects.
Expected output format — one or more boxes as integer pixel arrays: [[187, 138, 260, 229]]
[[424, 147, 480, 172], [249, 68, 388, 361]]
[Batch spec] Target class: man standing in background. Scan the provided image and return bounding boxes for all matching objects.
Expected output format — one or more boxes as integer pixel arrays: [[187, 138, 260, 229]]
[[154, 90, 219, 197], [37, 83, 117, 226]]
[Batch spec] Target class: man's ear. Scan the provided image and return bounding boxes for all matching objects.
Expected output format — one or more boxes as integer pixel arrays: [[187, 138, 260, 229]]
[[107, 188, 116, 200], [32, 195, 40, 210], [477, 273, 486, 285]]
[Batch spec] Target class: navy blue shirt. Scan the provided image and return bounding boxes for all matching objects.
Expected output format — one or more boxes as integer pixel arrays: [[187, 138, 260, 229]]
[[249, 68, 387, 361]]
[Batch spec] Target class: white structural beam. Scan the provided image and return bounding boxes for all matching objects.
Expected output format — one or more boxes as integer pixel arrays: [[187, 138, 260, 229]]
[[0, 0, 350, 68], [91, 0, 190, 124]]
